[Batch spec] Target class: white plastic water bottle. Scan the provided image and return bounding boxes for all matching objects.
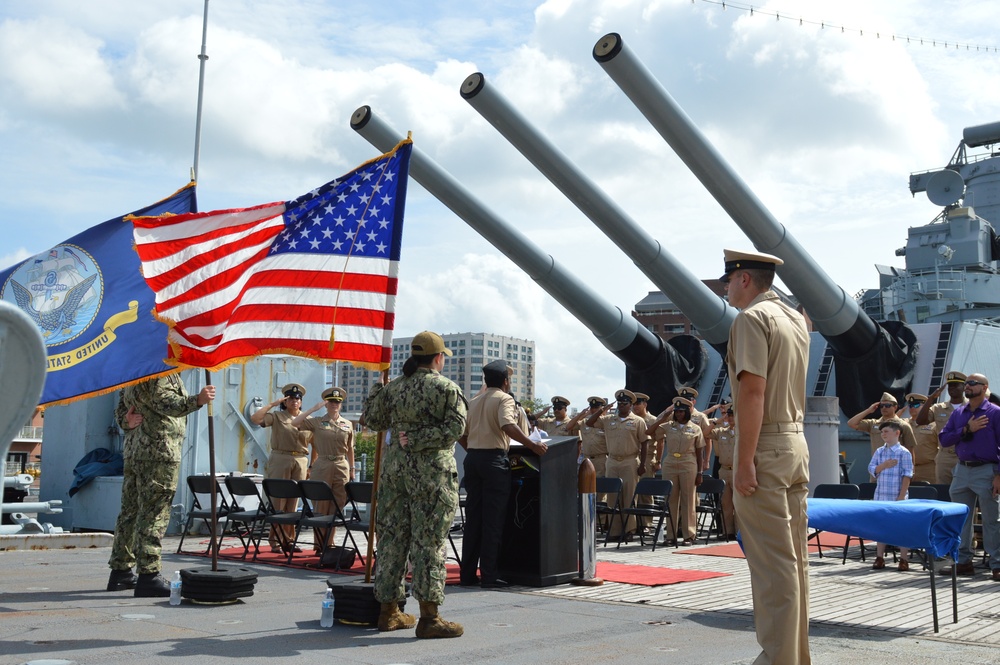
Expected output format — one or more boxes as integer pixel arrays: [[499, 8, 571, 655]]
[[320, 589, 334, 627], [169, 571, 182, 606]]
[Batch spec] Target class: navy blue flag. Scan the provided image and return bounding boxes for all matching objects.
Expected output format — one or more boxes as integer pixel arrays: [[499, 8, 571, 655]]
[[0, 184, 197, 406]]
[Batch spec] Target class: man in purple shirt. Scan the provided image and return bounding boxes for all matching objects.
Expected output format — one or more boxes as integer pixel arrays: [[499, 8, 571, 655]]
[[939, 373, 1000, 579]]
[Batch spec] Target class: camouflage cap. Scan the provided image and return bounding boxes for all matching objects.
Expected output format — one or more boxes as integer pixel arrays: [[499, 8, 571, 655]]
[[411, 331, 452, 356]]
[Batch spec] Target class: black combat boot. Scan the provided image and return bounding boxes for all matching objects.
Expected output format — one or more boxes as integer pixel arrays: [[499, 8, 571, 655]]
[[134, 572, 171, 597], [106, 569, 138, 591]]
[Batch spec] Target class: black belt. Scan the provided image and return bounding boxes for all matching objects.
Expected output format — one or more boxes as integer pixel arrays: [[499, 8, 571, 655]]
[[467, 448, 507, 454], [958, 460, 994, 468]]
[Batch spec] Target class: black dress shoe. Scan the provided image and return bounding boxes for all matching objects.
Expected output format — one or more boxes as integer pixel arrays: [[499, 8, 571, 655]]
[[458, 577, 480, 587], [481, 579, 512, 589]]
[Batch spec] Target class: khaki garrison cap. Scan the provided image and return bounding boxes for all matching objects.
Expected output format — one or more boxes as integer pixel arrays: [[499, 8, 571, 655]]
[[880, 392, 897, 404]]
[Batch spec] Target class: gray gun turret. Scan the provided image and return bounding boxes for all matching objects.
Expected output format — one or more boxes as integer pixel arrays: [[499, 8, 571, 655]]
[[351, 106, 703, 410], [592, 32, 917, 416], [459, 73, 737, 357]]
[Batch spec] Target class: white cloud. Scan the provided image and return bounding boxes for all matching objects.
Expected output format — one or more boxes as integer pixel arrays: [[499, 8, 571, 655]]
[[0, 18, 125, 112]]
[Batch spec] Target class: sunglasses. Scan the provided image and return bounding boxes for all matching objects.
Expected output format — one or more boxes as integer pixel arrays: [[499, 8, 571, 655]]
[[965, 380, 984, 387], [908, 401, 924, 407], [879, 403, 896, 408]]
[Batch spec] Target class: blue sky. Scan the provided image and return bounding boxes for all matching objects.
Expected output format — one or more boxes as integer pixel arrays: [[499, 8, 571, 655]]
[[2, 0, 998, 402]]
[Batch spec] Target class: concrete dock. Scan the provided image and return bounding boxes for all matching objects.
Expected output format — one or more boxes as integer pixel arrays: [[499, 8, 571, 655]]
[[2, 531, 999, 665]]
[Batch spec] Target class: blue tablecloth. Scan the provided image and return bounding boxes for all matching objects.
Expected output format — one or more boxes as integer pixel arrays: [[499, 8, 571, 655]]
[[808, 498, 968, 559]]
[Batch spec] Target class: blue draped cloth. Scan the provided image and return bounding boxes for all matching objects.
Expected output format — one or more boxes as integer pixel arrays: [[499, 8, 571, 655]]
[[807, 498, 968, 559], [68, 447, 124, 497]]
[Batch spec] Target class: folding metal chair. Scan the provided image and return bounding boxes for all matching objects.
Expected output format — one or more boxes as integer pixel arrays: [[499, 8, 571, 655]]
[[222, 475, 269, 560], [298, 479, 351, 567], [619, 478, 675, 551], [695, 476, 727, 544], [341, 481, 374, 569], [594, 477, 625, 546], [177, 475, 230, 554], [254, 478, 307, 564]]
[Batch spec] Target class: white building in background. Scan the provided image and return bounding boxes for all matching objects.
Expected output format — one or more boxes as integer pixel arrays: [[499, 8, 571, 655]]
[[337, 332, 536, 414]]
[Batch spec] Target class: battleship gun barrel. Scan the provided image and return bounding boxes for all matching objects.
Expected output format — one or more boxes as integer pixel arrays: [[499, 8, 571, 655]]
[[351, 106, 703, 404], [592, 33, 919, 415], [459, 73, 736, 352], [592, 32, 875, 354]]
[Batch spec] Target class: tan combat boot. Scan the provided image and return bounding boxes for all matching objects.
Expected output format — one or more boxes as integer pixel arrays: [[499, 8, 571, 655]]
[[414, 600, 464, 639], [377, 602, 416, 631]]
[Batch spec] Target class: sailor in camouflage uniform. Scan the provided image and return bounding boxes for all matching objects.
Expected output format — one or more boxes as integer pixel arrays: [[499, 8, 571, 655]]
[[363, 331, 466, 638], [107, 374, 214, 596]]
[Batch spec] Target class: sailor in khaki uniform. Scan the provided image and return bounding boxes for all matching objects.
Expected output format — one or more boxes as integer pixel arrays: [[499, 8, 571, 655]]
[[913, 371, 968, 484], [294, 387, 355, 543], [707, 400, 737, 538], [633, 392, 660, 518], [847, 392, 917, 478], [649, 397, 705, 544], [536, 396, 573, 436], [251, 382, 312, 552], [565, 396, 609, 478], [586, 389, 651, 537], [902, 393, 937, 484], [678, 387, 711, 434], [723, 249, 811, 665]]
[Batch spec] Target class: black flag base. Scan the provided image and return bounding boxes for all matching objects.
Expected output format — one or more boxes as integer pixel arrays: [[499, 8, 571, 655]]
[[326, 579, 409, 626], [180, 566, 258, 604]]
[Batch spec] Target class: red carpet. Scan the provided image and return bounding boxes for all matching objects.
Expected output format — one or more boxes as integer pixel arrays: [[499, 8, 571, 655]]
[[676, 532, 852, 559], [181, 542, 462, 584], [595, 562, 729, 586]]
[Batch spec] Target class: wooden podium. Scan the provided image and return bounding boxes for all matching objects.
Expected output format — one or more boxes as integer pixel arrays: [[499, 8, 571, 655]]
[[497, 436, 579, 587]]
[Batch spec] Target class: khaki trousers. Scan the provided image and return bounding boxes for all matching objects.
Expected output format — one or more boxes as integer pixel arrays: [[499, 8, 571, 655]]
[[936, 447, 958, 485], [718, 466, 737, 536], [733, 431, 811, 665], [605, 456, 638, 536], [662, 456, 698, 540]]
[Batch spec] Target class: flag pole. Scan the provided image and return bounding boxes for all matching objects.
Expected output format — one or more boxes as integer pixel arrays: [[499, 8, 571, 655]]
[[192, 0, 211, 183], [363, 369, 389, 583], [191, 0, 218, 572]]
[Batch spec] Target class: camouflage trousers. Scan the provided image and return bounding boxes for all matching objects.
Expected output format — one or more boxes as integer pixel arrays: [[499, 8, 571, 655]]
[[108, 457, 180, 574], [374, 444, 458, 605]]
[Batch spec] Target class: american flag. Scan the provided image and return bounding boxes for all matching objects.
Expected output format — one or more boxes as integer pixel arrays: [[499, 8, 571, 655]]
[[130, 140, 412, 371]]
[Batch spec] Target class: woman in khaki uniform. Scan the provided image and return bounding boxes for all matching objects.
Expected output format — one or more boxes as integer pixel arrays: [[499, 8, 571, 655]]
[[293, 387, 355, 545], [251, 382, 312, 553], [650, 397, 705, 544], [707, 403, 737, 538]]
